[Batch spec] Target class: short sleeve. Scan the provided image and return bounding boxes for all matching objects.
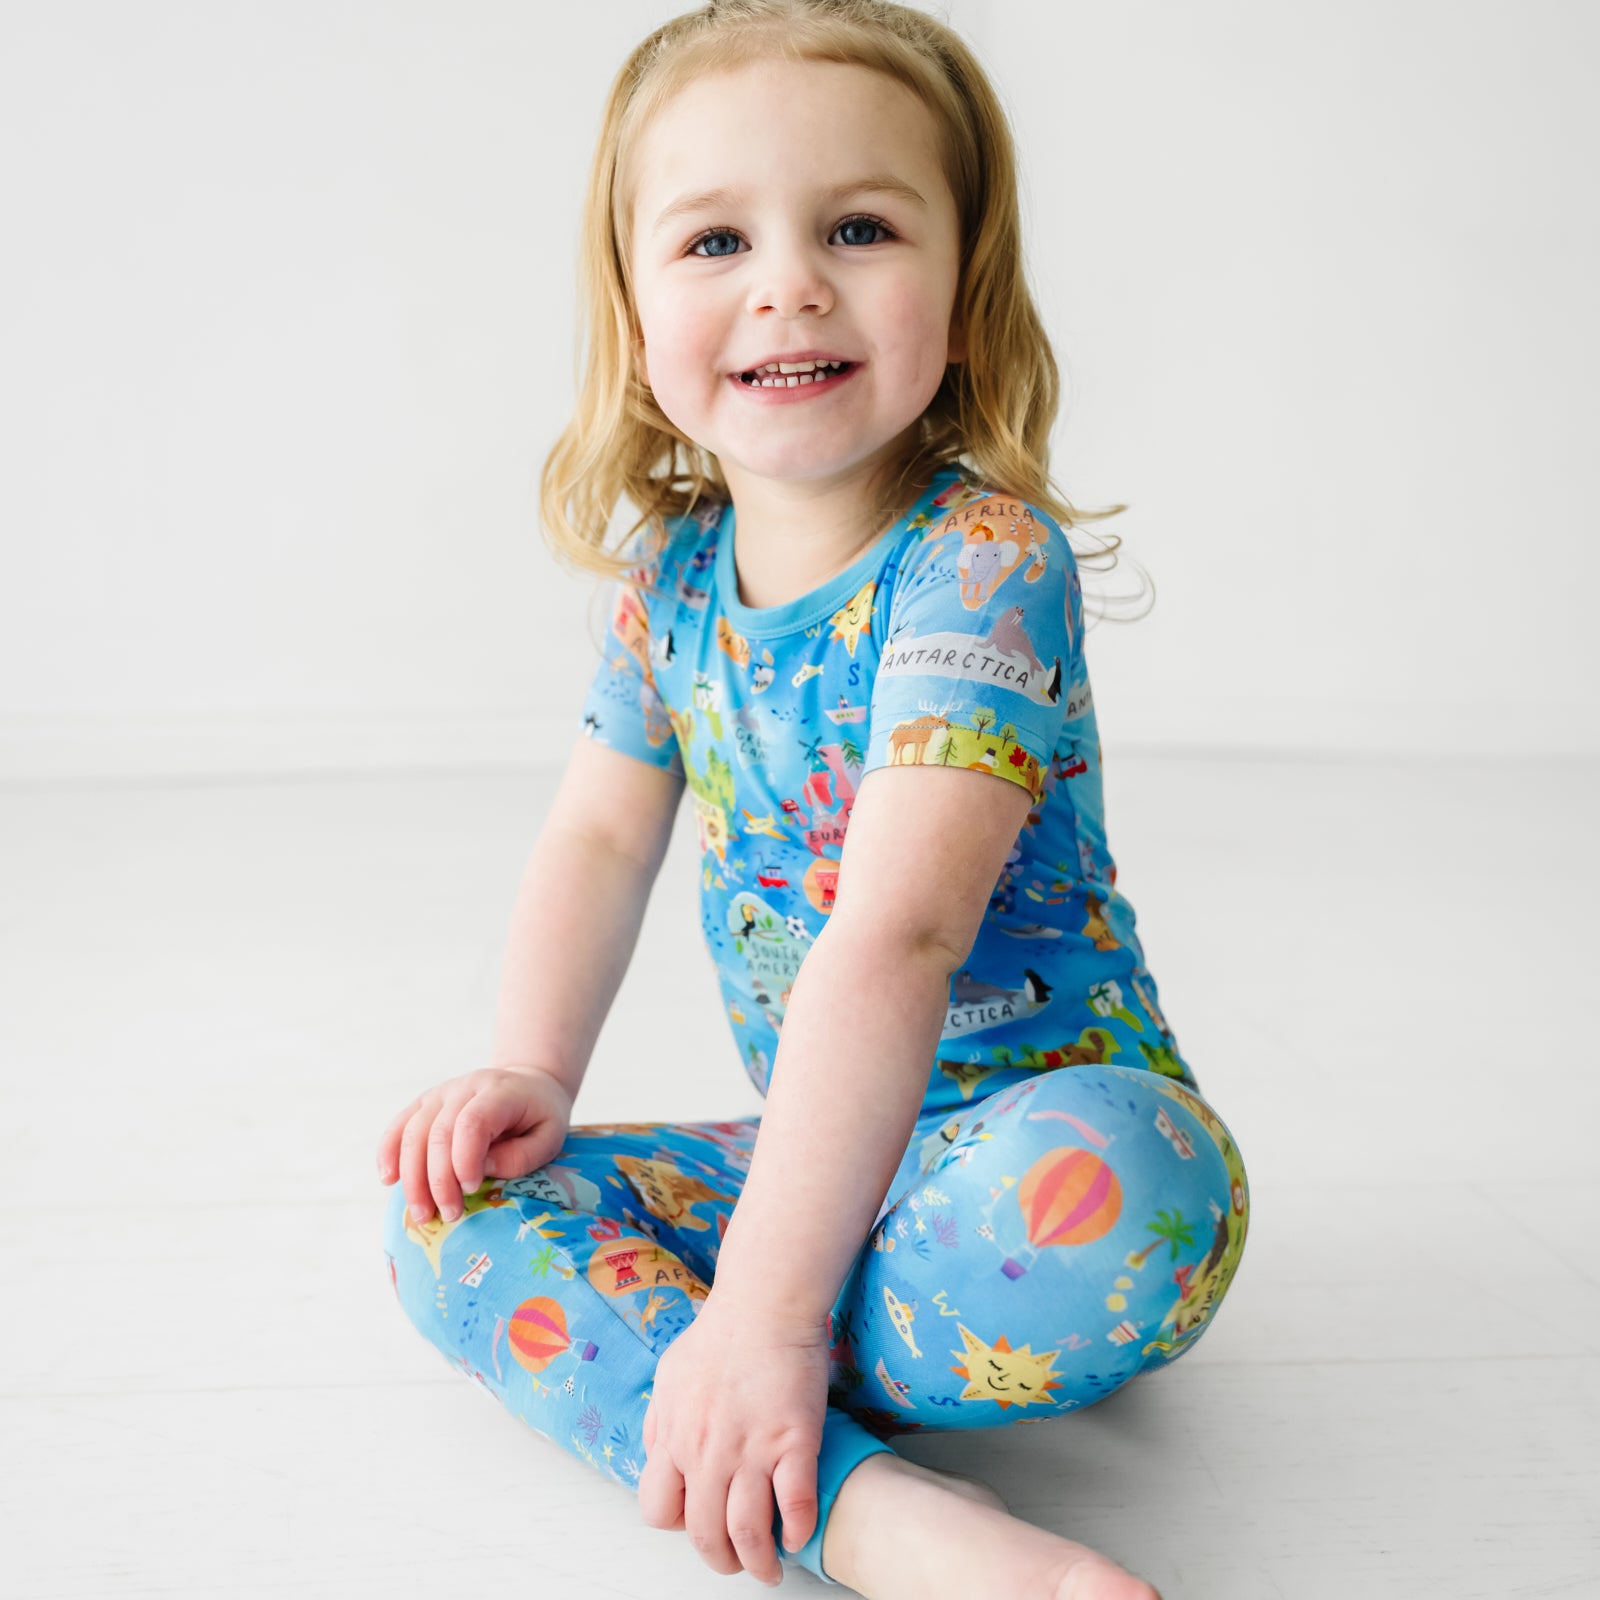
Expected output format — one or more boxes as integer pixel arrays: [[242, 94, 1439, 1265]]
[[576, 530, 684, 776], [862, 500, 1081, 803]]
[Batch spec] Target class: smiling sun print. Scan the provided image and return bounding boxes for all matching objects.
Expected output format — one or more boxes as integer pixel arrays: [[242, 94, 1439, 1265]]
[[948, 1322, 1065, 1410]]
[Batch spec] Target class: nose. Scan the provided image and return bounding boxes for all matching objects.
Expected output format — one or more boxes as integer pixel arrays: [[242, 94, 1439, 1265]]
[[746, 234, 835, 320]]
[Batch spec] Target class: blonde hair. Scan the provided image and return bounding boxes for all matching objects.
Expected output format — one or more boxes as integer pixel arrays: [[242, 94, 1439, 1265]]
[[539, 0, 1147, 621]]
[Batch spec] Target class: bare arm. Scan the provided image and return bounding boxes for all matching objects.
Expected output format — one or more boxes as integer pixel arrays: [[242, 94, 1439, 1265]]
[[707, 918, 955, 1322], [708, 762, 1035, 1324], [489, 733, 685, 1105]]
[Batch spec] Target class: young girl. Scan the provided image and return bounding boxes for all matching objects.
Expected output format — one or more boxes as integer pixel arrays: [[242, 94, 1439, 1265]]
[[376, 3, 1249, 1595]]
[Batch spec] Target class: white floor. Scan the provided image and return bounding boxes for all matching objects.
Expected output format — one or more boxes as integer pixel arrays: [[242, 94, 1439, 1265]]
[[3, 752, 1596, 1598]]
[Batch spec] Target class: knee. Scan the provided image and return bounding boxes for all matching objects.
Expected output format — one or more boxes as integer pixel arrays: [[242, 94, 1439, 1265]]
[[970, 1066, 1252, 1350], [1071, 1068, 1251, 1362]]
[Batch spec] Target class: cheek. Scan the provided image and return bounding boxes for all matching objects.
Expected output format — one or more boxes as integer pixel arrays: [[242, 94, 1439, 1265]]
[[649, 328, 726, 425], [875, 280, 956, 388], [637, 303, 721, 407]]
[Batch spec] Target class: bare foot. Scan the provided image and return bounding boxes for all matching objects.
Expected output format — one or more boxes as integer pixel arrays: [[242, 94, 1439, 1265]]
[[820, 1451, 1161, 1600]]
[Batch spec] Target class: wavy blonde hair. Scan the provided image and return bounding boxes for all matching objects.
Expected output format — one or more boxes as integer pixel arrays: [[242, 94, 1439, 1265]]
[[540, 0, 1148, 621]]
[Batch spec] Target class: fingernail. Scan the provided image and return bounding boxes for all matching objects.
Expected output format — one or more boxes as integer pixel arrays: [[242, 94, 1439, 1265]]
[[441, 1203, 461, 1222], [410, 1204, 430, 1224]]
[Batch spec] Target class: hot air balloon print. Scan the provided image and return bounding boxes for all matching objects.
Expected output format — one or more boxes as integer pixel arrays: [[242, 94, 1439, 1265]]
[[1000, 1145, 1123, 1279], [506, 1295, 596, 1375]]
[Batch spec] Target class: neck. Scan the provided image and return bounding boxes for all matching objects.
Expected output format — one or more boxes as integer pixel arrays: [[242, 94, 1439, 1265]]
[[719, 449, 924, 611]]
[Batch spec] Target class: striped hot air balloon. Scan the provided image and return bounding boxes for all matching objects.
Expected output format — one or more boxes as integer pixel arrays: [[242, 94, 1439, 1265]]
[[1019, 1146, 1123, 1250], [507, 1296, 570, 1374]]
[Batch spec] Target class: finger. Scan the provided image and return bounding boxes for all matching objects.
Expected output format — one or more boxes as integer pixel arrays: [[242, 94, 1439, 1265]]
[[427, 1091, 473, 1220], [685, 1465, 741, 1577], [375, 1095, 420, 1182], [449, 1094, 496, 1197], [637, 1441, 686, 1533], [726, 1466, 783, 1585], [481, 1119, 566, 1182], [771, 1448, 819, 1557], [642, 1400, 656, 1454], [398, 1101, 437, 1224]]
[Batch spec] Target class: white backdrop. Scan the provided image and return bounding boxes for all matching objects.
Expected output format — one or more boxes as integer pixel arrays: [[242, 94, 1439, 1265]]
[[3, 0, 1595, 782]]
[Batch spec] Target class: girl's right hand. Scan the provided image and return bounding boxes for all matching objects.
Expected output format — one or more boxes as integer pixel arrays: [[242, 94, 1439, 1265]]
[[376, 1066, 574, 1226]]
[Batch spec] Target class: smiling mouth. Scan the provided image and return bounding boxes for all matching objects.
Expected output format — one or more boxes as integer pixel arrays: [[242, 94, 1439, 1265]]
[[737, 361, 857, 387]]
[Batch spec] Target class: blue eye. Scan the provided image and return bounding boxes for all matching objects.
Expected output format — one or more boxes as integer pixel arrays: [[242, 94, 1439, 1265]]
[[685, 212, 899, 258], [835, 213, 895, 248], [688, 229, 742, 259]]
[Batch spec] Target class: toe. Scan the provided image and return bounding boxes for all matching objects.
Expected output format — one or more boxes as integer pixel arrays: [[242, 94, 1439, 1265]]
[[1044, 1559, 1162, 1600]]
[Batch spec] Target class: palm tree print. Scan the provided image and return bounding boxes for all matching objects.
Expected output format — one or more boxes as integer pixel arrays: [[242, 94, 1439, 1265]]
[[528, 1244, 567, 1279], [1126, 1208, 1196, 1269]]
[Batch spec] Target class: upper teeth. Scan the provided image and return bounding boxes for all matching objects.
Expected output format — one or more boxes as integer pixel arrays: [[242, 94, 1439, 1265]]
[[751, 359, 845, 375]]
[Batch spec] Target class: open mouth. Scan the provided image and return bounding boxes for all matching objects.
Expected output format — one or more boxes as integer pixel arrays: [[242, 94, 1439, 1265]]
[[737, 360, 857, 388]]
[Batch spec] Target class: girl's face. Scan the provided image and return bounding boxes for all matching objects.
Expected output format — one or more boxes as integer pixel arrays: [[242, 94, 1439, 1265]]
[[627, 57, 966, 489]]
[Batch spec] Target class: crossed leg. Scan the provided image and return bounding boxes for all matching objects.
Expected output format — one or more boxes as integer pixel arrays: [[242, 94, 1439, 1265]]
[[381, 1065, 1248, 1590]]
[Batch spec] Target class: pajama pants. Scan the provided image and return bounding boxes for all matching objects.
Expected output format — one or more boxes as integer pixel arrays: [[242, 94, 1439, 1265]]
[[381, 1063, 1250, 1585]]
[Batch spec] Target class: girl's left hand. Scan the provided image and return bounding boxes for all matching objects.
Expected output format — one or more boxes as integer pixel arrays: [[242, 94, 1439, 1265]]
[[638, 1292, 831, 1585]]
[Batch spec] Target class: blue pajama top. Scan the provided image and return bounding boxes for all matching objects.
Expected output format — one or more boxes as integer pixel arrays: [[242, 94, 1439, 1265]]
[[577, 462, 1201, 1115]]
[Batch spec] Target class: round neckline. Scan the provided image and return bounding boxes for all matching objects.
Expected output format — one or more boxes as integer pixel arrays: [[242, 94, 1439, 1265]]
[[715, 466, 964, 638]]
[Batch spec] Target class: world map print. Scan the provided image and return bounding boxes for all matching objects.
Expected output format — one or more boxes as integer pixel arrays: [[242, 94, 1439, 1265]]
[[578, 463, 1202, 1114]]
